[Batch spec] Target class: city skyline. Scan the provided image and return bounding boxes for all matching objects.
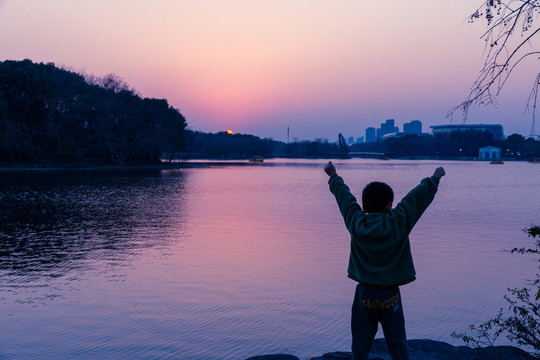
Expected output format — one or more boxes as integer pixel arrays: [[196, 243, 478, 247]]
[[0, 0, 537, 141]]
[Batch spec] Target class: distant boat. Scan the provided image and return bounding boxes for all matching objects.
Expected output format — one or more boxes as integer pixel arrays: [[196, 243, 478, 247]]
[[249, 157, 264, 163], [529, 158, 540, 163], [490, 160, 504, 164], [379, 156, 390, 160]]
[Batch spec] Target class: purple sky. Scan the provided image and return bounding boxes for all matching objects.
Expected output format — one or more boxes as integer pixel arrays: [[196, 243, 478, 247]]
[[0, 0, 537, 141]]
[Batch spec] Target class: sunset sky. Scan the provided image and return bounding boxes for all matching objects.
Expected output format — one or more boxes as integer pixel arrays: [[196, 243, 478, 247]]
[[0, 0, 537, 141]]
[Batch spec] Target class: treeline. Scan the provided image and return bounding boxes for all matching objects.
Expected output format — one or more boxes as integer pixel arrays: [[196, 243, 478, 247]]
[[184, 130, 540, 160], [351, 131, 540, 159], [181, 131, 345, 159], [2, 60, 538, 164], [182, 131, 281, 158], [0, 60, 186, 166]]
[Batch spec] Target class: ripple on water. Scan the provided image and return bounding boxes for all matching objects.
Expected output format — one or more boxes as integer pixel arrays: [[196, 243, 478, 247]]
[[0, 161, 538, 359]]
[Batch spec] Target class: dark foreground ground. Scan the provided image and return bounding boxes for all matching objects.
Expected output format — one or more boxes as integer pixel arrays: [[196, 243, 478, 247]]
[[244, 339, 538, 360]]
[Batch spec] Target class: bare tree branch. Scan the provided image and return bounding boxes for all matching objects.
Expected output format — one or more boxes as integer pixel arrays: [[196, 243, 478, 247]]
[[449, 0, 539, 135], [525, 72, 540, 137]]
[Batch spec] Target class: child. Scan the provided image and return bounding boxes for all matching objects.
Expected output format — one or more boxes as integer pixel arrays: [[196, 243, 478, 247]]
[[324, 161, 445, 360]]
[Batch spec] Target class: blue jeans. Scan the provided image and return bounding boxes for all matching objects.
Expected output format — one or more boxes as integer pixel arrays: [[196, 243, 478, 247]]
[[351, 284, 409, 360]]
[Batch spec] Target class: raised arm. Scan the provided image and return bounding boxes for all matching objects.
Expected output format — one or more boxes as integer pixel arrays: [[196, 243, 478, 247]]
[[325, 161, 364, 231], [392, 167, 445, 234], [433, 167, 445, 181], [324, 161, 336, 177]]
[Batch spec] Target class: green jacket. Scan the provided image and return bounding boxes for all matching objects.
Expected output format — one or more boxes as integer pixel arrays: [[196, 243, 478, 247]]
[[329, 174, 439, 286]]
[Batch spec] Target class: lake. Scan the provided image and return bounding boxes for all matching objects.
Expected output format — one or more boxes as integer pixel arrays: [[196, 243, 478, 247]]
[[0, 159, 538, 359]]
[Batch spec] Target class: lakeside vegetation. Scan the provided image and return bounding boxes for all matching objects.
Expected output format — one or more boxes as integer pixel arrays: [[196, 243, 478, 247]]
[[182, 130, 344, 159], [452, 225, 539, 356], [1, 60, 539, 168], [0, 60, 186, 166]]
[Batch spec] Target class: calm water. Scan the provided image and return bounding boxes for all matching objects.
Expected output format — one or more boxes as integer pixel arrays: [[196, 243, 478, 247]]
[[0, 159, 538, 360]]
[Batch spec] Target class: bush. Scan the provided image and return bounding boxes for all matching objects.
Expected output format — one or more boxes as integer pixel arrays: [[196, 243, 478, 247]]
[[451, 226, 539, 355]]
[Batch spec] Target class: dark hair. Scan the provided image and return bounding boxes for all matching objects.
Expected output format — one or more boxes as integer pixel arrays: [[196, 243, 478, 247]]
[[362, 181, 394, 213]]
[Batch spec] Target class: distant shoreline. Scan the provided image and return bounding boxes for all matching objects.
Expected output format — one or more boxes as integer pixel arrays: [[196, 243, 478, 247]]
[[0, 156, 536, 172]]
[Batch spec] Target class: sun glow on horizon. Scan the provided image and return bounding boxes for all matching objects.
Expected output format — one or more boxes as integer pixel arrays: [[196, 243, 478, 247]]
[[0, 0, 536, 139]]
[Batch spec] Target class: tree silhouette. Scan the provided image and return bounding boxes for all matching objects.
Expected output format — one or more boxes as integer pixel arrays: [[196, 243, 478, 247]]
[[0, 60, 187, 165]]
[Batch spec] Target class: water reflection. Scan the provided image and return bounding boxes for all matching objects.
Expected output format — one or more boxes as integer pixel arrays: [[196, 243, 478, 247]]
[[0, 161, 538, 359], [0, 170, 188, 281]]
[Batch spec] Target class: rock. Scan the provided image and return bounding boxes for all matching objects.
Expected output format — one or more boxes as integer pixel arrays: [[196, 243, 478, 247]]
[[244, 355, 299, 360], [307, 339, 537, 360], [406, 339, 537, 360], [310, 351, 352, 360]]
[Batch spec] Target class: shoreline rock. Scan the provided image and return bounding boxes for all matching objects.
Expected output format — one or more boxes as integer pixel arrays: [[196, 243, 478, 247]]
[[244, 339, 538, 360]]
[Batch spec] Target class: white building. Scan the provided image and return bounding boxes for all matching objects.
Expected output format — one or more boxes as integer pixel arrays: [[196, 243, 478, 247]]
[[479, 146, 501, 160]]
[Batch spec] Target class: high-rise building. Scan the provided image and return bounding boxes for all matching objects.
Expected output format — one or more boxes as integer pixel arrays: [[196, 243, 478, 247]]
[[378, 119, 399, 139], [348, 136, 355, 144], [404, 120, 422, 134], [356, 136, 364, 144], [366, 127, 376, 143]]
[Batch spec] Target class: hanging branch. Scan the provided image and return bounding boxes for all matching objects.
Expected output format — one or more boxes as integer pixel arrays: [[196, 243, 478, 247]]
[[525, 73, 540, 137], [448, 0, 539, 136]]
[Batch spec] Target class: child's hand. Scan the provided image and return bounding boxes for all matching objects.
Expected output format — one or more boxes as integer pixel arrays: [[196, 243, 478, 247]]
[[433, 167, 445, 180], [324, 161, 336, 177]]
